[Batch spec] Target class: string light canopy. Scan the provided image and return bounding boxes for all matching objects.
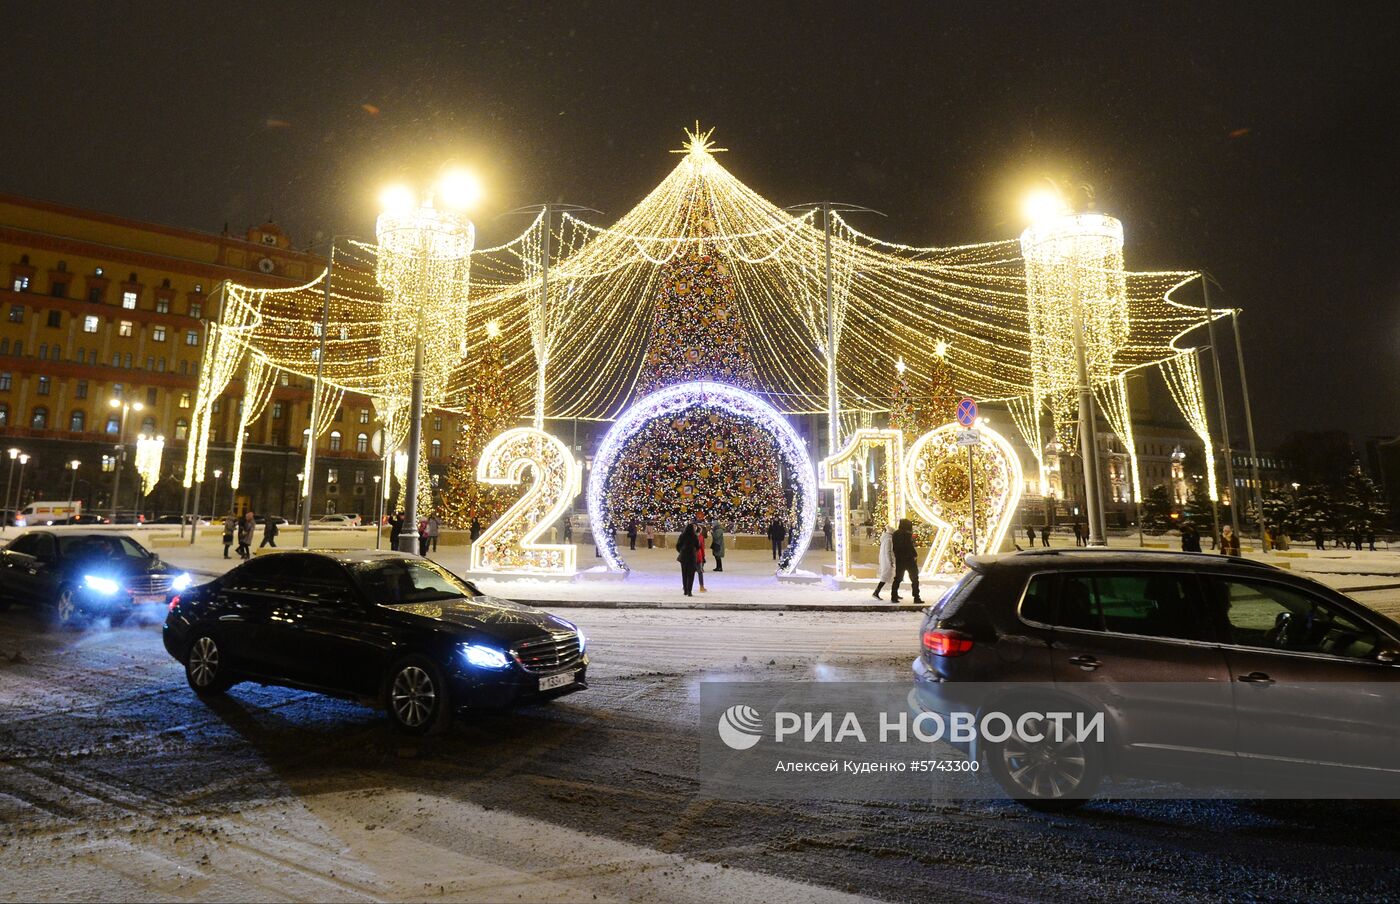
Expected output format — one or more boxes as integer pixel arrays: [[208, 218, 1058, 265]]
[[192, 126, 1230, 493]]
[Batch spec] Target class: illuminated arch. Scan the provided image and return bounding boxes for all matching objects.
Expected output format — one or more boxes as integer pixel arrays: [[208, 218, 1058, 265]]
[[587, 381, 817, 574]]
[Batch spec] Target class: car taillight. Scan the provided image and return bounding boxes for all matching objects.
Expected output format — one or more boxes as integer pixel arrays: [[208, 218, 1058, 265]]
[[922, 628, 974, 657], [168, 595, 180, 611]]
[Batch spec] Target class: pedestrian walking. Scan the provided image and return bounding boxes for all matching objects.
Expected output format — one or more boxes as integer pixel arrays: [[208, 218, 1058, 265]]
[[1040, 526, 1050, 547], [768, 516, 785, 560], [1368, 530, 1377, 552], [676, 523, 700, 596], [417, 517, 429, 556], [1072, 521, 1084, 546], [872, 525, 895, 600], [259, 516, 278, 549], [627, 518, 638, 550], [889, 517, 921, 605], [823, 516, 834, 551], [469, 517, 481, 543], [1313, 528, 1325, 550], [389, 511, 404, 550], [695, 521, 708, 593], [645, 520, 655, 549], [221, 515, 235, 559], [1026, 525, 1036, 546], [710, 521, 726, 572], [237, 511, 254, 559], [426, 513, 441, 552], [1180, 521, 1202, 553], [563, 519, 573, 543], [1219, 524, 1241, 556]]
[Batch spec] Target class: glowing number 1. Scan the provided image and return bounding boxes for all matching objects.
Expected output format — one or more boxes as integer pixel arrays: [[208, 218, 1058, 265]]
[[470, 427, 581, 574], [819, 429, 905, 579]]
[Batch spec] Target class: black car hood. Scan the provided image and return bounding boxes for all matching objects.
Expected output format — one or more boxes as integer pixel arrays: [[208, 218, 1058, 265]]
[[64, 556, 177, 578], [376, 594, 575, 644]]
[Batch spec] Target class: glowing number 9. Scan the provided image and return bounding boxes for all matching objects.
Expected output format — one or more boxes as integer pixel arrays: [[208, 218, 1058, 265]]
[[819, 429, 905, 579], [470, 427, 581, 574], [904, 423, 1024, 576]]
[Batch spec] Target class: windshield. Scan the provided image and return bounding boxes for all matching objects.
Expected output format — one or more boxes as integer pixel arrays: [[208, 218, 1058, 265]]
[[59, 534, 151, 562], [353, 559, 478, 604]]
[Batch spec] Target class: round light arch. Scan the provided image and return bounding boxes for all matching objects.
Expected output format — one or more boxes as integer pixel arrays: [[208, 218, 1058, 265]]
[[587, 381, 817, 574]]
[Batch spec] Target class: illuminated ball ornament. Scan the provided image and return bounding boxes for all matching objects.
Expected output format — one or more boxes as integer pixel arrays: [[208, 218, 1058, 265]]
[[588, 381, 816, 574]]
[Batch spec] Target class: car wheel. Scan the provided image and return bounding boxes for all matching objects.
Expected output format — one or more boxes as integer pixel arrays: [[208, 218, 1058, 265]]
[[186, 633, 236, 696], [53, 585, 87, 630], [386, 656, 451, 735], [985, 711, 1104, 811]]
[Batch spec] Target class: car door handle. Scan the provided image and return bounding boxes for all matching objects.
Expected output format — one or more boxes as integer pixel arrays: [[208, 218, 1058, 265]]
[[1068, 655, 1100, 671], [1237, 671, 1275, 685]]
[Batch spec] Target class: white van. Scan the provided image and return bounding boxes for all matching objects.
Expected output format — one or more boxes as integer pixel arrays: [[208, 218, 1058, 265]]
[[19, 500, 82, 526]]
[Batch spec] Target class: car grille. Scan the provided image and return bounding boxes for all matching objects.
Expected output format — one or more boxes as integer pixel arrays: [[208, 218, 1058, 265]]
[[512, 632, 582, 675], [126, 575, 173, 595]]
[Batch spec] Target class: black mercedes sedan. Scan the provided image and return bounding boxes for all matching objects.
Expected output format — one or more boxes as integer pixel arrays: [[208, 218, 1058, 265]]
[[0, 530, 194, 627], [163, 550, 588, 734]]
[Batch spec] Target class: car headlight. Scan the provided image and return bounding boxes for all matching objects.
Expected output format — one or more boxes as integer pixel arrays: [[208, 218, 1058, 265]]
[[460, 643, 510, 670], [171, 572, 192, 592], [577, 628, 587, 653], [83, 574, 121, 595]]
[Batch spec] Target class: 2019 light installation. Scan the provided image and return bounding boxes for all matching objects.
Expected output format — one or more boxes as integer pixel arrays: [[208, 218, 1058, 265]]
[[469, 427, 580, 574], [587, 381, 816, 574]]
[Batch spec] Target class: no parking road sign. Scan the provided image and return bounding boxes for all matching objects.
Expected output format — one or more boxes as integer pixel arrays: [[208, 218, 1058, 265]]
[[956, 397, 978, 428]]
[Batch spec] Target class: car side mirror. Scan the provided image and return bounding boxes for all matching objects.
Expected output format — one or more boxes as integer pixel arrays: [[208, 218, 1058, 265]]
[[1376, 648, 1400, 664]]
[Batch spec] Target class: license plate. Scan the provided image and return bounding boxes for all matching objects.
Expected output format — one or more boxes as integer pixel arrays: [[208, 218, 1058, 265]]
[[538, 672, 576, 692], [133, 594, 164, 606]]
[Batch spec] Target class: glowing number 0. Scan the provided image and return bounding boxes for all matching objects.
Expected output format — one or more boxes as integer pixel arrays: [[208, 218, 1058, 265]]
[[904, 423, 1024, 576], [819, 429, 905, 579], [469, 427, 581, 574]]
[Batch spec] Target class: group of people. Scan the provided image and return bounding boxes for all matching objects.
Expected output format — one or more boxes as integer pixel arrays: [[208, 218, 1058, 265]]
[[388, 511, 443, 555], [872, 518, 922, 605], [674, 518, 727, 596], [221, 510, 279, 559], [625, 519, 657, 550]]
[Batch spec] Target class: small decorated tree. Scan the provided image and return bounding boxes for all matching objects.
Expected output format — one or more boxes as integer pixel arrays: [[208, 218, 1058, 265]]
[[440, 324, 517, 528]]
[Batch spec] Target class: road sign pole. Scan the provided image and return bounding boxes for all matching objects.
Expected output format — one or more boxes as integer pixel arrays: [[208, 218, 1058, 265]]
[[967, 443, 977, 554]]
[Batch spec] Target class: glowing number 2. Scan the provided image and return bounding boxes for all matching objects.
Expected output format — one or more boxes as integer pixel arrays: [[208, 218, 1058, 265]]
[[904, 423, 1024, 576], [819, 429, 905, 579], [469, 427, 581, 574]]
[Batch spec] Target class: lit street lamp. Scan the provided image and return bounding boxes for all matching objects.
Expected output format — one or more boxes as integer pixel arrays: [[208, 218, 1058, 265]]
[[210, 469, 224, 523], [2, 447, 21, 534], [108, 398, 144, 521], [372, 474, 383, 549], [13, 453, 30, 523], [67, 460, 81, 511]]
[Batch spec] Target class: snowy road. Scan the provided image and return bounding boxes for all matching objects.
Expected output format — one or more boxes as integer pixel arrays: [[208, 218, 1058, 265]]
[[1, 606, 1399, 902]]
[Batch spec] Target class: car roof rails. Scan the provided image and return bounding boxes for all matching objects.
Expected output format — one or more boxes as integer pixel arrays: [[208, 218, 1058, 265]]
[[1008, 547, 1280, 570]]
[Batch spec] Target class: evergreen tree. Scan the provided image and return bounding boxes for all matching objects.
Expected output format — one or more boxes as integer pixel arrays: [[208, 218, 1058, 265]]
[[440, 326, 517, 528], [1142, 484, 1175, 532], [1294, 483, 1332, 540]]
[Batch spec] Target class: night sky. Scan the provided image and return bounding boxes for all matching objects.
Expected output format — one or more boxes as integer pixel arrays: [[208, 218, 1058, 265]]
[[2, 2, 1396, 446]]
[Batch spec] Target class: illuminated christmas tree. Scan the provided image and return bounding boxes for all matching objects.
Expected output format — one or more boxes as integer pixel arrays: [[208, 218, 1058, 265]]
[[606, 199, 788, 534], [440, 323, 517, 528]]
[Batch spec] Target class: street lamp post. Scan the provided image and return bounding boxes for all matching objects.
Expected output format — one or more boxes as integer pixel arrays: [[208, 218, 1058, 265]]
[[210, 469, 223, 524], [295, 473, 304, 525], [372, 474, 383, 549], [108, 398, 144, 521], [67, 460, 80, 511], [14, 453, 30, 521], [2, 448, 20, 534]]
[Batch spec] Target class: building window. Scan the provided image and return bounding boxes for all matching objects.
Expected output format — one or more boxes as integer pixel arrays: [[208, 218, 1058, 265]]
[[145, 356, 154, 370], [185, 330, 199, 346], [178, 392, 191, 408], [37, 344, 46, 359], [0, 373, 10, 391], [157, 357, 166, 372], [141, 415, 156, 433], [105, 415, 120, 433], [152, 325, 166, 342], [112, 353, 121, 367], [155, 297, 170, 314], [272, 401, 284, 419], [30, 407, 47, 430], [51, 281, 67, 298], [49, 346, 59, 361], [119, 320, 134, 337], [175, 419, 189, 441], [101, 454, 115, 473], [122, 353, 132, 368], [189, 301, 203, 319], [356, 432, 368, 453], [69, 410, 85, 432], [327, 467, 339, 484], [355, 470, 366, 484], [358, 408, 370, 424], [8, 304, 24, 323], [430, 439, 442, 459], [122, 290, 137, 309], [0, 404, 7, 426], [75, 380, 87, 399], [0, 340, 8, 356], [146, 387, 157, 406], [179, 360, 188, 375], [12, 276, 29, 292], [329, 430, 342, 451], [36, 376, 50, 396], [83, 315, 99, 333], [46, 310, 61, 328]]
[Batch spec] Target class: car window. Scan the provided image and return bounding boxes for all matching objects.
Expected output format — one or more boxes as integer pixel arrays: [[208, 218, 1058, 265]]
[[930, 572, 982, 620], [353, 559, 476, 604], [1019, 573, 1055, 624], [1214, 578, 1384, 660], [223, 555, 292, 592], [29, 534, 56, 560], [58, 535, 149, 561], [295, 557, 358, 604], [1056, 572, 1207, 641], [6, 534, 38, 556]]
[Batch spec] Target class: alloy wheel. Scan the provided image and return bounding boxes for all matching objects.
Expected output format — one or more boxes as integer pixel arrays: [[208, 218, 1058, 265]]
[[998, 716, 1088, 799], [55, 588, 79, 626], [188, 636, 220, 688], [390, 665, 436, 728]]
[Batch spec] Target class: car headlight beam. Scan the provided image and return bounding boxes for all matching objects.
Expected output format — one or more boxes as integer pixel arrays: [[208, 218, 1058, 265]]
[[460, 643, 510, 670], [171, 572, 192, 592], [82, 574, 121, 595]]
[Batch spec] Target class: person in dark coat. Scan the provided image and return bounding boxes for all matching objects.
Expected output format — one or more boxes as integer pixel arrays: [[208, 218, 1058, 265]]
[[1219, 525, 1241, 556], [389, 511, 404, 550], [1180, 521, 1202, 553], [1040, 526, 1050, 547], [237, 511, 255, 560], [676, 523, 700, 596], [469, 517, 481, 542], [1313, 528, 1325, 550], [709, 521, 726, 572], [222, 515, 235, 559], [767, 516, 786, 560], [822, 516, 834, 551], [259, 516, 278, 548], [1072, 521, 1084, 546], [1027, 525, 1036, 546], [627, 519, 639, 550], [889, 517, 921, 605]]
